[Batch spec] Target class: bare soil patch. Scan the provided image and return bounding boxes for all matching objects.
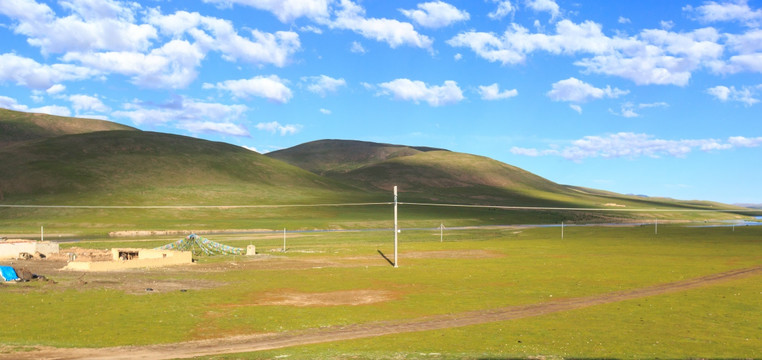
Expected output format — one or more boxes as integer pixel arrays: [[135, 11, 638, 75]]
[[244, 289, 398, 307]]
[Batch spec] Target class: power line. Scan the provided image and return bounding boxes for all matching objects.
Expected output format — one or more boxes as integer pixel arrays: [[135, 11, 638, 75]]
[[399, 202, 762, 213], [0, 202, 392, 209]]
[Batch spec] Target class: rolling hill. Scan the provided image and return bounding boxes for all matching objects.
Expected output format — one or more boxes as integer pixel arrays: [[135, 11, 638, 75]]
[[0, 110, 365, 205], [268, 140, 741, 212], [0, 109, 750, 229], [267, 139, 446, 175], [0, 108, 135, 146]]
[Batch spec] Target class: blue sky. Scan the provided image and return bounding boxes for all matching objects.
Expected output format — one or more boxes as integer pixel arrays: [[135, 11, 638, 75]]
[[1, 0, 761, 204]]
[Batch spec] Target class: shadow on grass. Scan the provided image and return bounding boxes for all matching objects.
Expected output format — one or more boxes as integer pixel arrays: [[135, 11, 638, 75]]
[[377, 249, 394, 267]]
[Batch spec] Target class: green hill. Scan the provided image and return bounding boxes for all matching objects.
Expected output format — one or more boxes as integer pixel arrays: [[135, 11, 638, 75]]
[[0, 108, 135, 146], [271, 140, 745, 213], [267, 139, 445, 175], [0, 111, 751, 233], [0, 119, 364, 206]]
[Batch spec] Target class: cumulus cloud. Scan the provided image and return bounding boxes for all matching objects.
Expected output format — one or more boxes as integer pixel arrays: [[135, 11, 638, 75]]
[[63, 39, 204, 89], [0, 53, 97, 90], [488, 0, 515, 20], [0, 0, 156, 55], [547, 77, 628, 103], [202, 0, 331, 23], [448, 19, 725, 86], [206, 75, 293, 103], [113, 97, 249, 136], [147, 10, 301, 68], [684, 0, 762, 27], [569, 104, 582, 113], [0, 95, 74, 117], [510, 132, 761, 161], [525, 0, 561, 21], [478, 83, 518, 100], [400, 1, 469, 28], [69, 94, 110, 113], [302, 75, 347, 96], [618, 16, 631, 24], [329, 0, 433, 50], [181, 121, 249, 136], [377, 78, 464, 106], [255, 121, 302, 135], [706, 85, 760, 105], [46, 84, 66, 95], [319, 108, 331, 114]]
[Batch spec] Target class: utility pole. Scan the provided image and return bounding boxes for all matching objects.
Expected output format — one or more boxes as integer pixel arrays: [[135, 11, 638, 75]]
[[440, 223, 444, 243], [394, 186, 398, 268], [655, 218, 658, 235], [561, 221, 564, 239], [41, 226, 44, 242]]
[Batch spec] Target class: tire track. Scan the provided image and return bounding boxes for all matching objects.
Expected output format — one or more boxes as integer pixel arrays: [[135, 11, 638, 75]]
[[6, 265, 761, 360]]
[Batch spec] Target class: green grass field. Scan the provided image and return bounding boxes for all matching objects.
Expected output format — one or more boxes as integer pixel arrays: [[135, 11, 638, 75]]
[[1, 225, 760, 359]]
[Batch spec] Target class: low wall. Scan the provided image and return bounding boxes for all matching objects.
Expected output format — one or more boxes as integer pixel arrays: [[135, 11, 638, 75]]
[[0, 241, 60, 259], [64, 250, 192, 271]]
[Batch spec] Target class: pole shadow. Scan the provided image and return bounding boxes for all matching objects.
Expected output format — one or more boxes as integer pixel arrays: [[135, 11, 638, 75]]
[[377, 249, 394, 267]]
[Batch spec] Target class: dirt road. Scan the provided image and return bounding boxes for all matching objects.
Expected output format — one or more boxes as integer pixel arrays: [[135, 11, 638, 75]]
[[5, 265, 761, 360]]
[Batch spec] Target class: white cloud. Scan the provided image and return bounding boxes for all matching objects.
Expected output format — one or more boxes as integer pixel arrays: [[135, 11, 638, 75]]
[[618, 16, 631, 24], [0, 0, 156, 55], [319, 108, 331, 114], [329, 0, 433, 50], [63, 39, 205, 89], [303, 75, 347, 96], [400, 1, 469, 29], [202, 0, 331, 23], [478, 83, 518, 100], [489, 0, 514, 20], [569, 104, 582, 113], [610, 101, 669, 118], [182, 121, 249, 136], [208, 75, 293, 103], [69, 94, 109, 113], [0, 95, 27, 111], [684, 0, 762, 27], [255, 121, 302, 135], [0, 53, 96, 90], [148, 10, 301, 68], [612, 102, 639, 118], [242, 145, 260, 153], [377, 78, 464, 106], [28, 105, 72, 117], [113, 97, 249, 137], [706, 85, 760, 105], [510, 132, 759, 161], [547, 77, 628, 103], [660, 20, 675, 30], [350, 41, 366, 54], [46, 84, 67, 95], [454, 53, 462, 60], [448, 20, 725, 86], [525, 0, 561, 20]]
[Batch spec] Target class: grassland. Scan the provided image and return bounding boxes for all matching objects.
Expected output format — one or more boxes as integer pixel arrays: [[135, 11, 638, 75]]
[[1, 225, 760, 359]]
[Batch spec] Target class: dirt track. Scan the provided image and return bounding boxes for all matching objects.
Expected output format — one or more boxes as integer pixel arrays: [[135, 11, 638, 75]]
[[5, 265, 761, 360]]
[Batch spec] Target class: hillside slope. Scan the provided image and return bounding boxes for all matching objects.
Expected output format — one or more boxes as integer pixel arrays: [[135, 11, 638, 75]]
[[0, 130, 365, 205], [0, 108, 136, 146], [267, 139, 445, 175]]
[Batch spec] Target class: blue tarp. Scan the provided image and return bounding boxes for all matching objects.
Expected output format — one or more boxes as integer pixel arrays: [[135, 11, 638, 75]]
[[0, 266, 19, 281]]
